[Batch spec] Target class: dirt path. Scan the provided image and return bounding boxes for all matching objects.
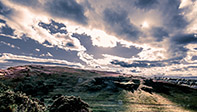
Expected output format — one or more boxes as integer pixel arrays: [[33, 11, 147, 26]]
[[124, 90, 191, 112]]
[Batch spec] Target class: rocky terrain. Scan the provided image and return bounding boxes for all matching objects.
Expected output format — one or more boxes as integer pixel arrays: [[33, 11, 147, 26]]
[[0, 65, 197, 112]]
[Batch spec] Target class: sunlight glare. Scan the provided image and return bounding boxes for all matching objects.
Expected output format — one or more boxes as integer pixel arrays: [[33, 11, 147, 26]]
[[142, 21, 150, 28]]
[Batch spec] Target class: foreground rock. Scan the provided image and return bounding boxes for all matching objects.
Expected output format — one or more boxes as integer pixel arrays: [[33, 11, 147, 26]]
[[49, 96, 90, 112]]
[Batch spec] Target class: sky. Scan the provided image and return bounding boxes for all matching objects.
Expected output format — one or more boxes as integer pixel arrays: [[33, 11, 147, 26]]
[[0, 0, 197, 77]]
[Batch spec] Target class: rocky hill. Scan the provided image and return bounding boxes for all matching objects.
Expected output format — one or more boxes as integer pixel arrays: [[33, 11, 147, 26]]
[[0, 65, 197, 112]]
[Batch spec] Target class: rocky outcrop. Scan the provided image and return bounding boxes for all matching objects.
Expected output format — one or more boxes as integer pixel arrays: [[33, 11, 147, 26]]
[[141, 85, 153, 94], [49, 96, 90, 112], [85, 76, 140, 92]]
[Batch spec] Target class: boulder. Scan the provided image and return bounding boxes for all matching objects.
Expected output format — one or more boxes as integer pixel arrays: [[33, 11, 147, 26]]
[[49, 96, 90, 112]]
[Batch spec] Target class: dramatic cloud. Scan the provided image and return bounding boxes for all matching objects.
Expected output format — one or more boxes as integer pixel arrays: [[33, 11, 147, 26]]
[[0, 0, 196, 76], [111, 59, 180, 68], [160, 0, 188, 30], [134, 0, 159, 10], [103, 8, 141, 41], [0, 1, 12, 16], [38, 20, 68, 35], [7, 0, 87, 24], [72, 33, 142, 59], [0, 23, 14, 36], [150, 27, 169, 41], [45, 0, 87, 24], [172, 34, 197, 44]]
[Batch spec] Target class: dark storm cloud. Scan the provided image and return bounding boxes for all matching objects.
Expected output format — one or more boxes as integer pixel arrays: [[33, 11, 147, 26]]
[[111, 60, 162, 68], [134, 0, 158, 10], [192, 56, 197, 61], [43, 40, 52, 46], [66, 42, 74, 47], [72, 33, 142, 59], [38, 20, 67, 34], [80, 0, 94, 11], [187, 66, 197, 69], [111, 59, 181, 68], [0, 1, 12, 16], [0, 23, 15, 36], [101, 0, 188, 42], [160, 0, 188, 30], [172, 34, 197, 44], [9, 0, 87, 24], [45, 0, 87, 24], [169, 15, 188, 29], [162, 0, 196, 63], [171, 65, 197, 72], [171, 68, 183, 72], [167, 34, 197, 60], [168, 44, 188, 60], [131, 70, 141, 73], [9, 0, 39, 6], [103, 8, 141, 41], [151, 27, 168, 41], [0, 19, 6, 23]]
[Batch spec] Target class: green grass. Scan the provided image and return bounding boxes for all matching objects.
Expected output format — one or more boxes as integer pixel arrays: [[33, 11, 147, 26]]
[[145, 81, 197, 112], [160, 87, 197, 111], [0, 70, 126, 111]]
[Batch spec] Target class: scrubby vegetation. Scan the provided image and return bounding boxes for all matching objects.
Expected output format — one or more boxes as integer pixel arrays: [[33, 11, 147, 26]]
[[0, 83, 46, 112], [0, 82, 91, 112]]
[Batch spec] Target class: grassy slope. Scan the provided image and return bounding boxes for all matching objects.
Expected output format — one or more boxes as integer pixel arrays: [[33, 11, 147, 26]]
[[143, 80, 197, 112], [157, 83, 197, 112], [0, 65, 197, 112]]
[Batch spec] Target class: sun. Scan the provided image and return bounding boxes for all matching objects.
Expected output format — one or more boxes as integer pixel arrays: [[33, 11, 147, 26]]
[[141, 21, 150, 28]]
